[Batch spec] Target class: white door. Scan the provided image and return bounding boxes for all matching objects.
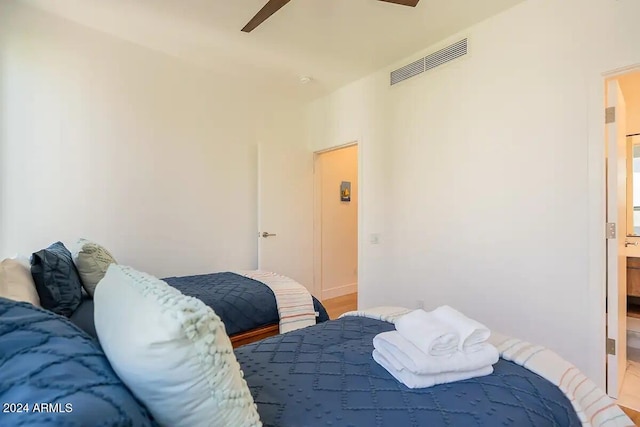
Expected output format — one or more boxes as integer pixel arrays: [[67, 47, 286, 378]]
[[606, 78, 628, 398], [257, 125, 315, 292]]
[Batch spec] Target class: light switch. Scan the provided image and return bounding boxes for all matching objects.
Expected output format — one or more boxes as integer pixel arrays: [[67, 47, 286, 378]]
[[370, 233, 380, 244]]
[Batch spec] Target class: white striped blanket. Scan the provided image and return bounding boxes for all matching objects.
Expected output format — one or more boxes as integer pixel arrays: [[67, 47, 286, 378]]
[[341, 308, 633, 427], [339, 306, 413, 323], [234, 270, 316, 333], [489, 333, 632, 427]]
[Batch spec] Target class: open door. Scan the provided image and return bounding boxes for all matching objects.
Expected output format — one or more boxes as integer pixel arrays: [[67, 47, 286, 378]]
[[606, 78, 628, 398], [256, 117, 315, 292], [314, 145, 359, 300]]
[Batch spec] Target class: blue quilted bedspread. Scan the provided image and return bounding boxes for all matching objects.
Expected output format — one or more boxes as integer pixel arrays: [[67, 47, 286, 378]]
[[235, 316, 581, 427], [163, 272, 329, 336], [0, 298, 155, 426]]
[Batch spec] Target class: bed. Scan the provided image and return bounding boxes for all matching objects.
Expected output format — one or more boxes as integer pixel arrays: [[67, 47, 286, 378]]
[[70, 271, 329, 346], [2, 295, 631, 426], [235, 315, 631, 427]]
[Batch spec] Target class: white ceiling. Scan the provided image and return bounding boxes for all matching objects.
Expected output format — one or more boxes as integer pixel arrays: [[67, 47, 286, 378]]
[[21, 0, 524, 101]]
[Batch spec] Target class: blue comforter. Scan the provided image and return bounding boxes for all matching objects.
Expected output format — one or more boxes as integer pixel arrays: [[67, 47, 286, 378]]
[[0, 298, 155, 426], [235, 316, 581, 427], [163, 272, 329, 336], [70, 272, 329, 339]]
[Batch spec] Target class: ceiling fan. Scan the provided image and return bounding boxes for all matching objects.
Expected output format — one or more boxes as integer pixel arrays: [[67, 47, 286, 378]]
[[241, 0, 420, 33]]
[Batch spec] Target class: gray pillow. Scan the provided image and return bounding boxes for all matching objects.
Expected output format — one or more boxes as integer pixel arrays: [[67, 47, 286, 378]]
[[73, 239, 117, 297], [31, 242, 83, 317]]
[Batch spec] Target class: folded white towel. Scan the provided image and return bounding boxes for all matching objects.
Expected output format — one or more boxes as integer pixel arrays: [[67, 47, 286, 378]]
[[432, 305, 490, 352], [373, 331, 499, 375], [395, 309, 459, 356], [372, 349, 493, 389]]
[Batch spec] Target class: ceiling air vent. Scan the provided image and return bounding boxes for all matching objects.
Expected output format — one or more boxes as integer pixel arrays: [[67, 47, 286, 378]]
[[390, 58, 425, 86], [390, 38, 468, 86]]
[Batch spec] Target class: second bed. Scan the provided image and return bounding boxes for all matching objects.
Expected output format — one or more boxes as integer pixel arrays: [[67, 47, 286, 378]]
[[71, 270, 329, 346]]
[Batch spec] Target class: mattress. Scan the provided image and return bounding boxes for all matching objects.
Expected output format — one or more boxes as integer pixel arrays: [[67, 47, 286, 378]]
[[235, 316, 581, 427], [163, 272, 329, 336]]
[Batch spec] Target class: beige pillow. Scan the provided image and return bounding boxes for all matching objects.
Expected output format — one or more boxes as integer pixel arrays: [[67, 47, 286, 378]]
[[0, 258, 41, 306], [73, 239, 117, 297]]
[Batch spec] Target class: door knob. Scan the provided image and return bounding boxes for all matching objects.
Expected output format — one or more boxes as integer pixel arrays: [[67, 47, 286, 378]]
[[626, 241, 638, 247], [262, 232, 277, 238]]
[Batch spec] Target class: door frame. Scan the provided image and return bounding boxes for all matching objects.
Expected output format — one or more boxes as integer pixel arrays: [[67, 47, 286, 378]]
[[602, 64, 640, 397], [312, 141, 360, 301], [605, 77, 627, 398]]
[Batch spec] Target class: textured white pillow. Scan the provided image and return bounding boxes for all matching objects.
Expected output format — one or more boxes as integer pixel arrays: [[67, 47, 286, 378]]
[[0, 258, 41, 307], [94, 265, 261, 427]]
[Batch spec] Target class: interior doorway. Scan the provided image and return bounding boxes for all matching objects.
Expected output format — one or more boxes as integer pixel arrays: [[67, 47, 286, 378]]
[[313, 143, 358, 319], [605, 69, 640, 409]]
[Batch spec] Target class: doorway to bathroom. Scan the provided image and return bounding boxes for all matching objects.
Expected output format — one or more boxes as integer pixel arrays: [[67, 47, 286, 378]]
[[605, 69, 640, 410]]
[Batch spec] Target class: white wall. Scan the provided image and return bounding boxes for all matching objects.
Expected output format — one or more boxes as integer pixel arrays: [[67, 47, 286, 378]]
[[0, 3, 265, 277], [305, 0, 640, 385], [318, 145, 358, 299]]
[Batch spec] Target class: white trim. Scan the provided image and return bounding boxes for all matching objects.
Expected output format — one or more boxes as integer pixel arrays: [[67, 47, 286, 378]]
[[312, 153, 323, 298], [602, 63, 640, 78], [587, 73, 606, 388], [322, 282, 358, 300], [314, 141, 358, 155]]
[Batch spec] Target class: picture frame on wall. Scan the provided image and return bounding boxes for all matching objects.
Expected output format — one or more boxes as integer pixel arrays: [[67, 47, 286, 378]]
[[341, 181, 351, 202]]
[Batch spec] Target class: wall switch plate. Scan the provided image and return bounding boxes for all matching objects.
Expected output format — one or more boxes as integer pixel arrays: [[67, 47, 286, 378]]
[[370, 233, 380, 244]]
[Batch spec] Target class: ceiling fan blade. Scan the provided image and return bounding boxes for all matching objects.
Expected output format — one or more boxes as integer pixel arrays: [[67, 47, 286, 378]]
[[378, 0, 420, 6], [242, 0, 292, 32]]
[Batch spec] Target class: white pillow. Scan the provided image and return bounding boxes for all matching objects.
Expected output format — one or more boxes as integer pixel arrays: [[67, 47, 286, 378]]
[[94, 265, 261, 427], [0, 258, 40, 307]]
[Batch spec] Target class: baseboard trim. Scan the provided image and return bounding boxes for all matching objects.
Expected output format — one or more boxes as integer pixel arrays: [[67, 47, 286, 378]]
[[322, 283, 357, 300]]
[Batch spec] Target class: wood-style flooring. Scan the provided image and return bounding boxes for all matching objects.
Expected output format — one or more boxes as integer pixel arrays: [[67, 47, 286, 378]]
[[621, 406, 640, 425], [322, 293, 358, 320]]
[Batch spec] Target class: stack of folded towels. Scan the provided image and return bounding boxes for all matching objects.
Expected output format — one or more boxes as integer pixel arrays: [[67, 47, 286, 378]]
[[372, 305, 499, 389]]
